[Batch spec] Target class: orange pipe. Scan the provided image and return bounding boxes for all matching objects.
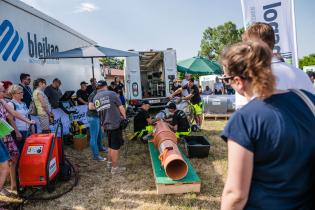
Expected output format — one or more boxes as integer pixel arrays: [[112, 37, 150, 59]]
[[152, 121, 188, 180]]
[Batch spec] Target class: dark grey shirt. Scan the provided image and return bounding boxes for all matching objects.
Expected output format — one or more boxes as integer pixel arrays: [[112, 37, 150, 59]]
[[44, 85, 62, 109], [93, 90, 122, 130], [87, 91, 98, 117]]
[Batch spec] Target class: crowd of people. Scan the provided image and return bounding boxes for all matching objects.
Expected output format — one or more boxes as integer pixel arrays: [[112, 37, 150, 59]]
[[0, 74, 127, 198]]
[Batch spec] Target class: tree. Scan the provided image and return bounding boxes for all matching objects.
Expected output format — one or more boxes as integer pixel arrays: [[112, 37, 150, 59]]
[[99, 57, 124, 69], [200, 21, 244, 60], [299, 54, 315, 69]]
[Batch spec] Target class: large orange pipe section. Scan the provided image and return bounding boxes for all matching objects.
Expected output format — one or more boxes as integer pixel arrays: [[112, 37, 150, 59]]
[[153, 121, 188, 180]]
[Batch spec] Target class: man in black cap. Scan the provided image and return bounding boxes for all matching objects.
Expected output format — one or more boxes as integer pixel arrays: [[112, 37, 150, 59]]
[[167, 102, 191, 138], [76, 81, 89, 105], [93, 80, 127, 174], [131, 100, 154, 142]]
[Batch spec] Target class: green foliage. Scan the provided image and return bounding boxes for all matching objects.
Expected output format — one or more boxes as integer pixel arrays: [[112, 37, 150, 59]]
[[200, 21, 244, 60], [99, 57, 125, 69], [299, 54, 315, 69]]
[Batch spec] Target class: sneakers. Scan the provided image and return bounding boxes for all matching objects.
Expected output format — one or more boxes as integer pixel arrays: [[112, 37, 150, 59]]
[[111, 166, 126, 174], [93, 156, 107, 161], [99, 147, 109, 153]]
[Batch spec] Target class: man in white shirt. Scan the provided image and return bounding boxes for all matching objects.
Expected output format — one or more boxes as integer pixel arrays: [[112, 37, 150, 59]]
[[181, 73, 190, 97], [236, 22, 315, 109]]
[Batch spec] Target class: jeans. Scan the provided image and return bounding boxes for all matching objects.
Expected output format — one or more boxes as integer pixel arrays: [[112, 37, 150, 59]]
[[88, 116, 104, 158]]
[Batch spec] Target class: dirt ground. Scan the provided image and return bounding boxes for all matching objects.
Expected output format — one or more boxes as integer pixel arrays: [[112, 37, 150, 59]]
[[1, 120, 228, 210]]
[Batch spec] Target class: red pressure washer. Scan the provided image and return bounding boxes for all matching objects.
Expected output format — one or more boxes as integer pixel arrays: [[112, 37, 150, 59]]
[[16, 119, 76, 199]]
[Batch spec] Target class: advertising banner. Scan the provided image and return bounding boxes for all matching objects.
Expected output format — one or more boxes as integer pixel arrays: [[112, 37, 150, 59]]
[[31, 105, 89, 135], [241, 0, 298, 67]]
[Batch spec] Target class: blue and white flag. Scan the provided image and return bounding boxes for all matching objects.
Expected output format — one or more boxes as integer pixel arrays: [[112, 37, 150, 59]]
[[241, 0, 298, 67]]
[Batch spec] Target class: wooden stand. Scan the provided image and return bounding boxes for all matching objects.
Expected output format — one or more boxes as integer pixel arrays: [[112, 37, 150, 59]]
[[203, 113, 231, 121], [148, 142, 201, 194]]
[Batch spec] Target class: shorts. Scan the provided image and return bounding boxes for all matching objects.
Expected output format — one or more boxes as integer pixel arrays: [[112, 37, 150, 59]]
[[3, 135, 19, 159], [107, 128, 124, 150], [193, 101, 203, 116], [0, 140, 10, 163]]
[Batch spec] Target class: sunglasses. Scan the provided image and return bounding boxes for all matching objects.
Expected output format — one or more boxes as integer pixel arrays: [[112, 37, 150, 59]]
[[220, 75, 235, 84]]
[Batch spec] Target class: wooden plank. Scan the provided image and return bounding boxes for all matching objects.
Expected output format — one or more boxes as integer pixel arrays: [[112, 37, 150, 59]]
[[148, 142, 201, 194], [157, 182, 201, 194]]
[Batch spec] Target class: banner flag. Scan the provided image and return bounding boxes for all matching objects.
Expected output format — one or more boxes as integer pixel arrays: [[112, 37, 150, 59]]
[[241, 0, 298, 67]]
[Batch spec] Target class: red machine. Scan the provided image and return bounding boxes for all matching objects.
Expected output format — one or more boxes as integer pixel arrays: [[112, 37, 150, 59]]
[[17, 121, 62, 191]]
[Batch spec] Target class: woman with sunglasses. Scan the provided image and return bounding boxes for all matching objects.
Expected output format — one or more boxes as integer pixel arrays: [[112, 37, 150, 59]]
[[7, 85, 30, 153], [220, 41, 315, 210]]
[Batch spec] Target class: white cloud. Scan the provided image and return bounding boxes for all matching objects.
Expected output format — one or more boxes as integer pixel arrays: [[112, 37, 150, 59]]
[[74, 2, 99, 13]]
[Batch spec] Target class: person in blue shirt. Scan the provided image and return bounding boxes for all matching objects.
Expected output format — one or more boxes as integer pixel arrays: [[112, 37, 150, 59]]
[[219, 41, 315, 210]]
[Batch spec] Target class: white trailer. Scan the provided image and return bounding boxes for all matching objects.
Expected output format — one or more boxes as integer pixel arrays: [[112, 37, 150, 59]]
[[124, 49, 177, 108], [0, 0, 101, 91]]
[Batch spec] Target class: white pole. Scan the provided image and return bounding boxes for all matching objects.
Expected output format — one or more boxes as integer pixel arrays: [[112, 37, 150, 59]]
[[291, 0, 299, 68]]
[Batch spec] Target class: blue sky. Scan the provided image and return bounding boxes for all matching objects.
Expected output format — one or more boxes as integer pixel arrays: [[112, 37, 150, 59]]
[[21, 0, 315, 60]]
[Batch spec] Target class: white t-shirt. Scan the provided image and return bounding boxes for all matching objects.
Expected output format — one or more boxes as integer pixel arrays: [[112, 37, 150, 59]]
[[235, 57, 315, 109], [181, 79, 189, 96], [8, 100, 29, 131]]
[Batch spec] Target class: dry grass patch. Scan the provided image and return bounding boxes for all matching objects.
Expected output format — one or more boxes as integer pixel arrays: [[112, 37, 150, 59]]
[[2, 120, 228, 210]]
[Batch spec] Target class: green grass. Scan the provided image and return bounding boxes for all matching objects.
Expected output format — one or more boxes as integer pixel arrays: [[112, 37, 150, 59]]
[[2, 120, 228, 210]]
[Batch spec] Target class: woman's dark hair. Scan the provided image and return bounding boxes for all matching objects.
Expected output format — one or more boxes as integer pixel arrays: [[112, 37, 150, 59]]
[[33, 78, 46, 89], [220, 41, 275, 99]]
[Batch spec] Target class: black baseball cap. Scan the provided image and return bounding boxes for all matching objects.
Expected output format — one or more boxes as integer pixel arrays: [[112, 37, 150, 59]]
[[141, 100, 150, 106], [167, 102, 176, 110], [80, 81, 88, 85], [96, 80, 107, 87]]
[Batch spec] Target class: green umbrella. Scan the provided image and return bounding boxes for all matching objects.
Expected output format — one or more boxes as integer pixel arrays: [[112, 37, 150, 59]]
[[177, 56, 222, 75]]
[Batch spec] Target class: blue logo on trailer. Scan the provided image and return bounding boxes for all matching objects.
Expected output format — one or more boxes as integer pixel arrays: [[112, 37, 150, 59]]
[[0, 19, 24, 62]]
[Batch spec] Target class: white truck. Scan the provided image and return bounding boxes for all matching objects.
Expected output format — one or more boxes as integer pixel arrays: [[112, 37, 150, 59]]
[[124, 49, 177, 108], [0, 0, 101, 91]]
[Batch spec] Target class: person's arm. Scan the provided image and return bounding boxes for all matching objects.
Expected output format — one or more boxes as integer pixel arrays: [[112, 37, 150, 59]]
[[6, 109, 22, 140], [118, 105, 126, 119], [37, 92, 50, 115], [0, 99, 34, 124], [167, 123, 177, 131], [170, 87, 183, 98], [221, 140, 253, 210], [88, 102, 96, 110], [78, 97, 88, 105], [182, 93, 193, 101], [221, 83, 225, 94]]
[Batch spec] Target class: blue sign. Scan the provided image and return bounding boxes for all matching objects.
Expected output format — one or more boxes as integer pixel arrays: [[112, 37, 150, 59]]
[[0, 19, 24, 62]]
